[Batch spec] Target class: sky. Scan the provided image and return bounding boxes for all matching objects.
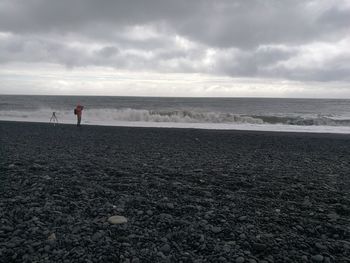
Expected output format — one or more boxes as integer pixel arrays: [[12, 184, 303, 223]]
[[0, 0, 350, 97]]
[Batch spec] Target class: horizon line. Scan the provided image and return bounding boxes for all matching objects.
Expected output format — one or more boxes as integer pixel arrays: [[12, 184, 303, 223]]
[[1, 93, 350, 100]]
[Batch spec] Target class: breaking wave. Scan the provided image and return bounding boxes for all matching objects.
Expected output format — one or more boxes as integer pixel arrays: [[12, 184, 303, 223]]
[[1, 107, 350, 127]]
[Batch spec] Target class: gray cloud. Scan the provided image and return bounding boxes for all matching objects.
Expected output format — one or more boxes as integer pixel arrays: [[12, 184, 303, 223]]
[[0, 0, 349, 83], [214, 46, 298, 78], [318, 5, 350, 28]]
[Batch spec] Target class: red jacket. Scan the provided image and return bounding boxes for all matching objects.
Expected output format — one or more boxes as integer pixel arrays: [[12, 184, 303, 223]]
[[75, 105, 84, 116]]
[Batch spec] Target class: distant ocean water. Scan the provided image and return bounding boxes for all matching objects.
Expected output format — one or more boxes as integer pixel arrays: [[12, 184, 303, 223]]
[[1, 95, 350, 133]]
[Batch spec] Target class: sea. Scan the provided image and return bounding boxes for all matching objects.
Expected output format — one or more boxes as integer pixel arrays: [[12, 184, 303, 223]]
[[1, 95, 350, 134]]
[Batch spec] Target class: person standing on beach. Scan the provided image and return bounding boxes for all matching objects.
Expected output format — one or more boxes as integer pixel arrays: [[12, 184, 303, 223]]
[[50, 112, 58, 126], [74, 104, 84, 127]]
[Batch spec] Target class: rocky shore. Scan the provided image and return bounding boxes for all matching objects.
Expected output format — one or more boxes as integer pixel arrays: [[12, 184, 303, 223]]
[[0, 121, 349, 262]]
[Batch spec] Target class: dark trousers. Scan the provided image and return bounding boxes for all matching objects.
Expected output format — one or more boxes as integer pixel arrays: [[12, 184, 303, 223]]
[[77, 115, 81, 126]]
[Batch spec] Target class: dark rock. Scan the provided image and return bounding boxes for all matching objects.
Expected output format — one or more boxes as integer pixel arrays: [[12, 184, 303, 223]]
[[167, 203, 174, 209], [239, 233, 246, 239], [311, 255, 324, 262], [160, 244, 171, 254], [223, 245, 230, 253], [238, 216, 247, 221], [1, 226, 14, 232], [92, 232, 104, 242], [211, 226, 222, 233], [48, 233, 56, 241], [315, 242, 326, 250], [219, 256, 226, 262], [157, 251, 166, 259], [252, 243, 267, 252], [146, 210, 153, 216], [327, 213, 340, 221]]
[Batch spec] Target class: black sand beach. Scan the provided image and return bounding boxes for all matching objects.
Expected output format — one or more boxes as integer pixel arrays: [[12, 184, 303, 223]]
[[1, 121, 350, 263]]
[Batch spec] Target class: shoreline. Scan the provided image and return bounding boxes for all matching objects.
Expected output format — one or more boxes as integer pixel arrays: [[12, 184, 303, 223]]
[[2, 119, 350, 137]]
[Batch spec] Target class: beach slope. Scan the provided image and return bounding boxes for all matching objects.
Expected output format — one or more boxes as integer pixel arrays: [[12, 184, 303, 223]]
[[0, 121, 349, 262]]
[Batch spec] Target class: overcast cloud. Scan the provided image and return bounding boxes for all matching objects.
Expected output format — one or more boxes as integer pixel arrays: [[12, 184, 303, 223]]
[[0, 0, 349, 96]]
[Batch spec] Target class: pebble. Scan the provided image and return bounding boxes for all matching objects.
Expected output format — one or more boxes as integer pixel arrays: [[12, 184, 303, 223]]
[[301, 255, 308, 261], [146, 210, 153, 216], [44, 245, 50, 252], [211, 226, 222, 233], [157, 251, 166, 259], [227, 241, 236, 246], [252, 243, 266, 251], [311, 254, 324, 262], [92, 232, 103, 242], [265, 255, 274, 262], [159, 213, 173, 222], [167, 203, 174, 209], [238, 216, 247, 221], [223, 245, 230, 253], [108, 215, 128, 224], [315, 242, 326, 250], [302, 198, 312, 207], [160, 244, 170, 254], [296, 225, 304, 231], [236, 256, 245, 263], [1, 226, 14, 232], [327, 213, 340, 221], [48, 233, 56, 241], [239, 233, 246, 239]]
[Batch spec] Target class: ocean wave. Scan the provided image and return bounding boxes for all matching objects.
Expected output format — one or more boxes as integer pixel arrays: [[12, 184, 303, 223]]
[[255, 115, 350, 126], [1, 108, 350, 127]]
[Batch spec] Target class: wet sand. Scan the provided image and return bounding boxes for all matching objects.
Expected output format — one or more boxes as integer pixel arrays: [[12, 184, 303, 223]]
[[0, 121, 349, 262]]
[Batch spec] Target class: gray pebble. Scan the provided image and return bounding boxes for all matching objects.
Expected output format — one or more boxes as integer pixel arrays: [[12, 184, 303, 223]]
[[219, 256, 226, 262], [239, 233, 246, 239], [311, 254, 324, 262], [301, 255, 308, 261], [160, 243, 171, 254], [212, 226, 222, 233], [239, 216, 247, 221], [157, 251, 166, 259], [252, 243, 266, 251], [167, 203, 174, 209], [315, 242, 326, 250], [223, 245, 230, 253]]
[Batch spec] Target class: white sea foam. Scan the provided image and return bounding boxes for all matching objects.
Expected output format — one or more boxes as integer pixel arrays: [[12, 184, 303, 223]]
[[0, 108, 265, 124], [1, 107, 350, 134]]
